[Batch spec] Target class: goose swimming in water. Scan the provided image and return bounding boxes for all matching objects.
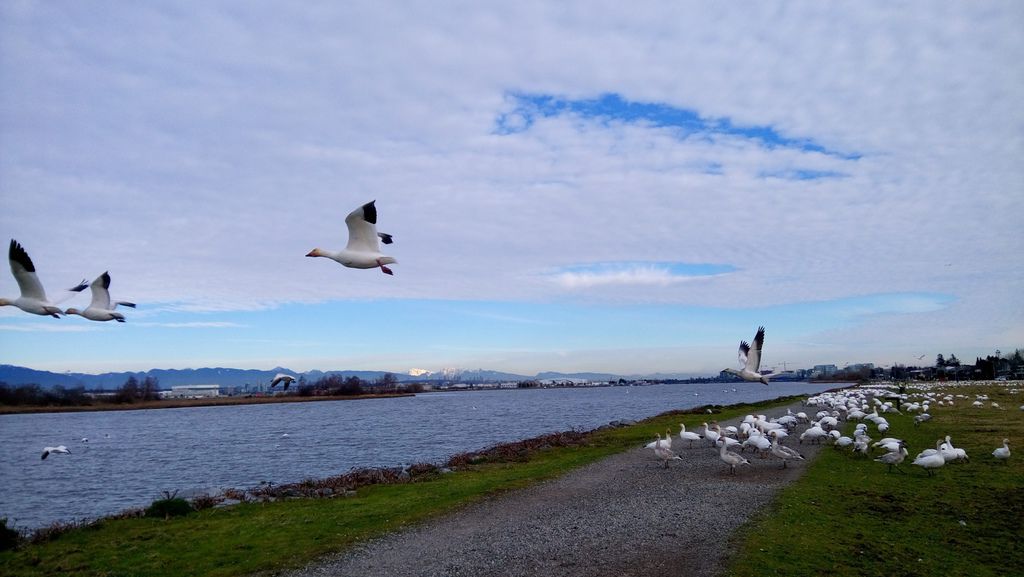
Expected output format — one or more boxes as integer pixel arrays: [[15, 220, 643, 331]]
[[1, 240, 87, 317], [306, 200, 397, 275]]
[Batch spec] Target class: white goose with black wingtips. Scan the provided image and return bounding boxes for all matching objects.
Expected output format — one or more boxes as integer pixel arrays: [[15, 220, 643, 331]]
[[65, 271, 136, 322], [1, 239, 87, 318], [306, 200, 397, 275]]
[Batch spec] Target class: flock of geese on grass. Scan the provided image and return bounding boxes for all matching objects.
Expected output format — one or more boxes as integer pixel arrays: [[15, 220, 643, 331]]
[[649, 384, 1016, 476], [648, 409, 810, 473]]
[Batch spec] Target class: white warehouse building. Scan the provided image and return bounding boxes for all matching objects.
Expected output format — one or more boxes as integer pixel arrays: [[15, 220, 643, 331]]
[[162, 384, 221, 399]]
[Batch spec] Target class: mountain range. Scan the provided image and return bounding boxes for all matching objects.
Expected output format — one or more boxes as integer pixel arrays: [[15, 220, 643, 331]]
[[0, 364, 708, 390]]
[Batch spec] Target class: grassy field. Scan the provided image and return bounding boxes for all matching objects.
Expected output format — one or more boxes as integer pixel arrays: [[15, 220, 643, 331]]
[[727, 383, 1024, 577], [0, 396, 800, 577]]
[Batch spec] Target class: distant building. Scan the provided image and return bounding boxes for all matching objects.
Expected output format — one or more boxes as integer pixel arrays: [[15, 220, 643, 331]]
[[163, 384, 221, 399], [847, 363, 875, 372], [811, 364, 838, 378]]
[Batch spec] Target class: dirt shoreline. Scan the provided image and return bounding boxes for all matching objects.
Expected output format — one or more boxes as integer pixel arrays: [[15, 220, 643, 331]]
[[272, 399, 826, 577], [0, 393, 414, 415]]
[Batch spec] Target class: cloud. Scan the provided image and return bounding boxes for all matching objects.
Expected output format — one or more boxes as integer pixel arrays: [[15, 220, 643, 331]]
[[551, 262, 736, 289], [0, 323, 98, 333], [133, 321, 246, 329], [0, 2, 1020, 372]]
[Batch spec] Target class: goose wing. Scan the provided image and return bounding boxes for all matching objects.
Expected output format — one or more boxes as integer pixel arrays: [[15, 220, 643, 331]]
[[89, 272, 113, 310], [744, 327, 765, 372], [9, 240, 48, 300], [344, 201, 383, 254], [737, 340, 750, 368]]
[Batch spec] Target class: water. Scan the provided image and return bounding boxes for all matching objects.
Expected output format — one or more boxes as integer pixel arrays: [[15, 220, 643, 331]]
[[0, 382, 831, 530]]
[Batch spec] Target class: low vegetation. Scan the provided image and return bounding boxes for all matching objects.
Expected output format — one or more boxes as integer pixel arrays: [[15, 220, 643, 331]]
[[727, 383, 1024, 577], [0, 397, 796, 577], [5, 385, 1018, 577]]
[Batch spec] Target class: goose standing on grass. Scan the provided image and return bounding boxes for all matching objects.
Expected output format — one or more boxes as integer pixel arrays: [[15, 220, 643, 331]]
[[874, 443, 909, 473], [652, 434, 681, 468], [306, 200, 397, 275], [992, 439, 1010, 463], [722, 326, 781, 385], [41, 445, 71, 460], [770, 438, 805, 468], [1, 240, 87, 317], [941, 436, 969, 462], [270, 373, 297, 390], [912, 450, 945, 476], [679, 423, 702, 448], [718, 437, 750, 474], [65, 272, 136, 322]]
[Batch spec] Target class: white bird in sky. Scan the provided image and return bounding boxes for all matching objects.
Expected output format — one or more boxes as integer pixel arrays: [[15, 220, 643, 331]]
[[306, 200, 397, 275], [1, 239, 87, 318], [270, 373, 297, 390], [722, 326, 781, 385], [41, 445, 71, 460], [65, 271, 136, 322]]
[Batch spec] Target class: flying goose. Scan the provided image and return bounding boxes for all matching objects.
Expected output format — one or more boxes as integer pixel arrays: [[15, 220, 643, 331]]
[[722, 327, 783, 385], [1, 240, 87, 317], [270, 373, 297, 390], [306, 200, 397, 275], [65, 272, 136, 322], [41, 445, 71, 460]]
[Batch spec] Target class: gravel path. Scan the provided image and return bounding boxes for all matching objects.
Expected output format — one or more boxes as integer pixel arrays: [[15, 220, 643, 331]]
[[273, 400, 826, 577]]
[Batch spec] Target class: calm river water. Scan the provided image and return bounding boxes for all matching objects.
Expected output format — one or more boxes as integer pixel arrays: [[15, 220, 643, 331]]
[[0, 382, 831, 530]]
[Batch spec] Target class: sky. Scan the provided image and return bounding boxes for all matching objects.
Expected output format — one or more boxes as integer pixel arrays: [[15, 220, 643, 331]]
[[1, 1, 1022, 377]]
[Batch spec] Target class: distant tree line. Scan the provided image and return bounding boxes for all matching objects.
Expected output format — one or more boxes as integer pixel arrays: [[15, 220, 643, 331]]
[[0, 382, 92, 407], [112, 375, 161, 403], [0, 375, 161, 406], [289, 373, 422, 398]]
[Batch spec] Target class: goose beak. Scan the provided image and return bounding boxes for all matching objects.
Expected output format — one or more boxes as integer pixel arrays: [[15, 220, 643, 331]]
[[305, 249, 318, 257]]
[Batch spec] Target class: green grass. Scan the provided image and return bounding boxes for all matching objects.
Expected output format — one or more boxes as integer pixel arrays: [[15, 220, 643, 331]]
[[0, 396, 801, 577], [727, 384, 1024, 577]]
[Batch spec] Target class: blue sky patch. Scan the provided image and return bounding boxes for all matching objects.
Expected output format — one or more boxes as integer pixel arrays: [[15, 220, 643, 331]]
[[496, 92, 860, 159]]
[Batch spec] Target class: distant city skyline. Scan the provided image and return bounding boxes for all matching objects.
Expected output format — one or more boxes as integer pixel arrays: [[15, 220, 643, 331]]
[[2, 3, 1021, 375]]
